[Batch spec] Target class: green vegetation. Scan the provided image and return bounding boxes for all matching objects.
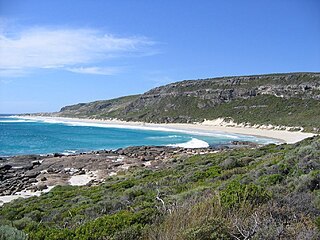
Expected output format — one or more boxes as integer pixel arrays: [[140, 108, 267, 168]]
[[0, 225, 27, 240], [205, 95, 320, 132], [1, 136, 319, 239], [58, 94, 140, 119], [57, 72, 320, 132], [121, 95, 320, 132]]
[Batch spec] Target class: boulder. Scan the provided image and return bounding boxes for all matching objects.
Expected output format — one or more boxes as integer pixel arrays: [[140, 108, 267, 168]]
[[37, 184, 48, 191], [0, 164, 12, 171]]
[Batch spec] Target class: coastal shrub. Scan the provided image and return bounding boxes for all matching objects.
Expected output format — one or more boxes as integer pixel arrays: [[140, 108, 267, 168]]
[[220, 180, 271, 209], [219, 157, 241, 169], [0, 225, 27, 240], [145, 195, 225, 240], [315, 217, 320, 230], [219, 167, 247, 181], [183, 219, 230, 240], [192, 166, 221, 181], [0, 136, 319, 239], [297, 145, 316, 158], [24, 209, 43, 222], [258, 174, 283, 186], [73, 208, 156, 240], [292, 173, 320, 193], [27, 227, 75, 240], [12, 217, 33, 230], [112, 224, 143, 240], [111, 179, 136, 190], [238, 156, 255, 166], [74, 211, 138, 239]]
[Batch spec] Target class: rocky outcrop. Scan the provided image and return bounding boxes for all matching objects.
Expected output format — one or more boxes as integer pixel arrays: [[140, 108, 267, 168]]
[[0, 156, 45, 195], [0, 142, 256, 196], [123, 72, 320, 114]]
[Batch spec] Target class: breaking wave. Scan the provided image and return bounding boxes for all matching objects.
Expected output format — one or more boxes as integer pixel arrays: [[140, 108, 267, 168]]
[[168, 138, 209, 148], [0, 119, 36, 123]]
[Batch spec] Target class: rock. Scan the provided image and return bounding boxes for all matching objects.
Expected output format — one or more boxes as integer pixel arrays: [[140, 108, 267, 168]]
[[0, 164, 12, 171], [54, 153, 64, 157], [37, 184, 48, 191], [32, 161, 41, 166], [29, 186, 38, 192], [47, 168, 55, 173], [231, 141, 259, 148], [25, 171, 40, 178], [2, 190, 11, 195], [14, 164, 34, 171], [28, 178, 38, 184], [142, 156, 155, 161], [40, 176, 47, 181]]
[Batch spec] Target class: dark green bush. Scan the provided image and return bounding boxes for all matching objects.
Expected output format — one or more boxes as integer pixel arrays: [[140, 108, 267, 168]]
[[258, 174, 283, 186], [220, 180, 271, 208]]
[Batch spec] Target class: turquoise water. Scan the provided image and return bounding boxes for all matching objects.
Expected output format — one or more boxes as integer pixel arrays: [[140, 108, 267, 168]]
[[0, 115, 275, 156]]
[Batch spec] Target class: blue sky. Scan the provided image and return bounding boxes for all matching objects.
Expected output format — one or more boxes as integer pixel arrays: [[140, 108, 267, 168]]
[[0, 0, 319, 113]]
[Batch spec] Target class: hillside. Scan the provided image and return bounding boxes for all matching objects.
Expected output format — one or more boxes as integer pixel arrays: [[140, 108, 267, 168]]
[[56, 72, 320, 132], [57, 95, 141, 119], [1, 136, 319, 239]]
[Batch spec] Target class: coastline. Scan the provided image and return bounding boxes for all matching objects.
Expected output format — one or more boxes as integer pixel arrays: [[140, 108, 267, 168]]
[[0, 146, 218, 206], [16, 115, 316, 144], [1, 115, 316, 206]]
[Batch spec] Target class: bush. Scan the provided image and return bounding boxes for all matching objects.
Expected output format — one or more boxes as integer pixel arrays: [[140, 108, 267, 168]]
[[219, 157, 241, 170], [192, 166, 221, 181], [183, 219, 230, 240], [258, 174, 283, 186], [220, 180, 271, 209], [0, 225, 27, 240]]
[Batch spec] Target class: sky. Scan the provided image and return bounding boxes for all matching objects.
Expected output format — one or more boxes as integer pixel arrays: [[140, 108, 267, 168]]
[[0, 0, 319, 114]]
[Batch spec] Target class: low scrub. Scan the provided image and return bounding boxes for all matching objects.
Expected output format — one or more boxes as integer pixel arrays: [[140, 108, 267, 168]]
[[0, 136, 319, 239]]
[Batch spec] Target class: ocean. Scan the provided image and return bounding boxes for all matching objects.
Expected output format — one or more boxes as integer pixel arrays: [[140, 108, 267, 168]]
[[0, 115, 275, 156]]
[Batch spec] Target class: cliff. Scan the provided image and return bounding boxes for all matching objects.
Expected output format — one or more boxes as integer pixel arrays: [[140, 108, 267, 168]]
[[57, 72, 320, 131]]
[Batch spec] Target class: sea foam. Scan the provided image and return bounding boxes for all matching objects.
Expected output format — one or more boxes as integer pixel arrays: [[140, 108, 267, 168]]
[[168, 138, 209, 148], [0, 119, 36, 123]]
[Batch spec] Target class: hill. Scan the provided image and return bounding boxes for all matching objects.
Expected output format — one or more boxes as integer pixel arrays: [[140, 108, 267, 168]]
[[56, 72, 320, 132], [58, 95, 141, 119]]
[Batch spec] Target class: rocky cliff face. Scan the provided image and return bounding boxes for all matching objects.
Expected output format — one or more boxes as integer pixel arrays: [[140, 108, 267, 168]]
[[124, 73, 320, 113], [57, 72, 320, 131]]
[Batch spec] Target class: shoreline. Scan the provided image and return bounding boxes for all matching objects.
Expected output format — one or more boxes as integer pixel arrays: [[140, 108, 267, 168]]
[[0, 146, 219, 206], [1, 116, 316, 206], [15, 115, 316, 144]]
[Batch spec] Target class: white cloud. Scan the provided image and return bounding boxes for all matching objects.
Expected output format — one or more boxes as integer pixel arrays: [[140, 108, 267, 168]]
[[0, 24, 154, 77], [0, 68, 28, 77], [66, 66, 121, 75]]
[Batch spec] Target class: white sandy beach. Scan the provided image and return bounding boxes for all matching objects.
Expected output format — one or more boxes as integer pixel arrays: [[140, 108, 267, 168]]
[[1, 116, 316, 206], [16, 116, 316, 144]]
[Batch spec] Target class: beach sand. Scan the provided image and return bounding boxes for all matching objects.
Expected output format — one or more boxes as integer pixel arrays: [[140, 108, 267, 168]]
[[1, 117, 315, 206], [17, 116, 316, 144]]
